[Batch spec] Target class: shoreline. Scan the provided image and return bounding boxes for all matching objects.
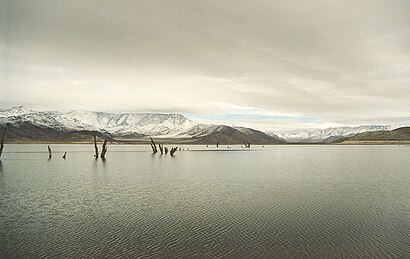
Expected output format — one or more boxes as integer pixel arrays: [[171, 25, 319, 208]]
[[3, 141, 410, 145]]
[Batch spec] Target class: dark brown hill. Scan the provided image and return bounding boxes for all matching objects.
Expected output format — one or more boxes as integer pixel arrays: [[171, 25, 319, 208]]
[[1, 122, 113, 143], [335, 127, 410, 144]]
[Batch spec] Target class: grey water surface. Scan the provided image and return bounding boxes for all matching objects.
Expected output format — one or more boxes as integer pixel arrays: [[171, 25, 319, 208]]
[[0, 144, 409, 258]]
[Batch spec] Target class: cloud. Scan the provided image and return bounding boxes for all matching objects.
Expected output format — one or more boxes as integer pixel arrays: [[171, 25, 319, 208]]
[[1, 0, 409, 129]]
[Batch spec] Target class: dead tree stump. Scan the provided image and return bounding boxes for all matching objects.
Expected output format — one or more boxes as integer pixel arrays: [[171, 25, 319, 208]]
[[101, 140, 108, 159], [0, 128, 6, 159], [170, 147, 178, 156], [150, 137, 158, 154], [48, 145, 52, 159], [93, 135, 99, 158]]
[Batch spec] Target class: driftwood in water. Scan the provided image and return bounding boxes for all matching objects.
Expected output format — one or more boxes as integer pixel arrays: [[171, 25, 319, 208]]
[[0, 128, 6, 159], [164, 147, 168, 154], [101, 140, 108, 159], [48, 145, 52, 159], [150, 137, 158, 154], [170, 147, 178, 156], [93, 135, 99, 158], [158, 144, 164, 155], [63, 152, 67, 159]]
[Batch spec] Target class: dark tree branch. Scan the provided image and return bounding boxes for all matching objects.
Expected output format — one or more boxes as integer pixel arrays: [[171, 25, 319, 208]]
[[150, 137, 158, 153], [48, 145, 52, 159], [101, 140, 108, 159], [170, 147, 178, 156], [93, 135, 99, 158], [0, 127, 6, 159]]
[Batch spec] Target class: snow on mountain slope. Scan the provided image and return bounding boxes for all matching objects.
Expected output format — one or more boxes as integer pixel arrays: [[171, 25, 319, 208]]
[[0, 106, 198, 136], [268, 125, 395, 142], [172, 123, 285, 143], [1, 106, 400, 142], [174, 124, 224, 138], [0, 106, 33, 117], [54, 110, 198, 136]]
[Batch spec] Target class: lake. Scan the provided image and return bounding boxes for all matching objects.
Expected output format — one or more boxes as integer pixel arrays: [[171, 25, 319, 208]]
[[0, 144, 409, 258]]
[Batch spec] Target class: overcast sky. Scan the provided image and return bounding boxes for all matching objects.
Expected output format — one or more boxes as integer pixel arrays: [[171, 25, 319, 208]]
[[1, 0, 409, 130]]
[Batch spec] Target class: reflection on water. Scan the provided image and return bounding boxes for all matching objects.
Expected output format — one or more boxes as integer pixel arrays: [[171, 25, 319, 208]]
[[0, 144, 409, 258]]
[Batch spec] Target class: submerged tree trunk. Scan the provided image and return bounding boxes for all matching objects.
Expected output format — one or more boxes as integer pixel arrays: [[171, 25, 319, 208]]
[[0, 128, 6, 159], [101, 140, 108, 159], [150, 137, 158, 154], [164, 147, 168, 154], [48, 145, 52, 159], [63, 152, 67, 159], [170, 147, 178, 156], [158, 144, 164, 155], [93, 135, 99, 158]]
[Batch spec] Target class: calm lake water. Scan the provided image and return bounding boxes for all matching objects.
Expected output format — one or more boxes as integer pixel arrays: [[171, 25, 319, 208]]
[[0, 144, 409, 258]]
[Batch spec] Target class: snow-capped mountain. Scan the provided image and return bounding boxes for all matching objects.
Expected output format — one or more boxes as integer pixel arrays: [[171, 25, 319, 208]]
[[0, 106, 284, 144], [177, 124, 283, 140], [0, 106, 33, 117], [0, 106, 197, 137], [2, 106, 400, 144], [268, 125, 396, 143]]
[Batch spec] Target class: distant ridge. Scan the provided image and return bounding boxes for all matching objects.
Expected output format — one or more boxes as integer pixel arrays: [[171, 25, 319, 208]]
[[1, 122, 114, 143], [187, 125, 286, 145], [335, 127, 410, 144], [268, 125, 396, 143]]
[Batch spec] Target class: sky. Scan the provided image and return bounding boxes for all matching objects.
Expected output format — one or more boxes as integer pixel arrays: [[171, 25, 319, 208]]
[[1, 0, 409, 130]]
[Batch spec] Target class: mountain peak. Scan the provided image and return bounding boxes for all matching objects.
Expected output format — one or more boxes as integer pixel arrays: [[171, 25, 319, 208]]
[[7, 105, 28, 111], [1, 106, 32, 117]]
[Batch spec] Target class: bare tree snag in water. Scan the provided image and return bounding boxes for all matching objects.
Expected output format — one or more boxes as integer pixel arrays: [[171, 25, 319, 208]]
[[93, 135, 99, 158], [0, 128, 6, 159], [150, 143, 156, 153], [244, 142, 251, 148], [101, 140, 108, 159], [48, 145, 52, 159], [216, 142, 219, 147], [164, 147, 168, 154], [170, 147, 178, 156], [158, 144, 164, 155], [63, 152, 67, 159], [150, 137, 158, 154]]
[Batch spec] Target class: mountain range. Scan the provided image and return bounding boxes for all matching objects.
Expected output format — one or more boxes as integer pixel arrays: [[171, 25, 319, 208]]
[[267, 125, 396, 143], [0, 106, 408, 144], [0, 106, 285, 144]]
